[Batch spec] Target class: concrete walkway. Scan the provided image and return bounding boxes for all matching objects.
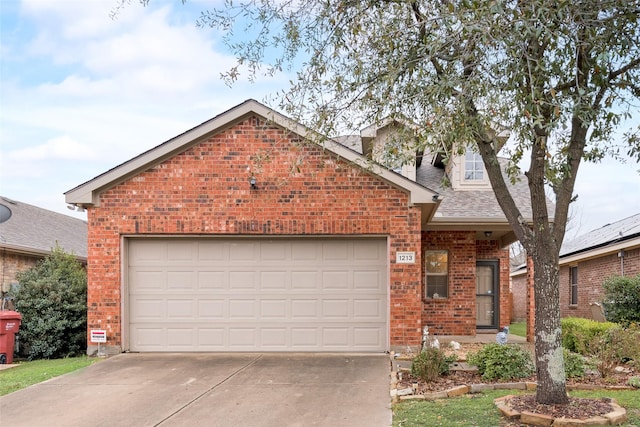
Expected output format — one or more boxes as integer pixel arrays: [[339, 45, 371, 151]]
[[0, 353, 391, 427]]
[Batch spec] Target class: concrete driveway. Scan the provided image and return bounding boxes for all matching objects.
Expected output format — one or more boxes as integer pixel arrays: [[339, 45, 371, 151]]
[[0, 353, 391, 427]]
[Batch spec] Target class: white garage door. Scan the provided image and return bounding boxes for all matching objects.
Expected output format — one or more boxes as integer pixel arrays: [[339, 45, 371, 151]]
[[127, 238, 388, 352]]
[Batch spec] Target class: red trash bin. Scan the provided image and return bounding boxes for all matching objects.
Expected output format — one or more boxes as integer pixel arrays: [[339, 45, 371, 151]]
[[0, 311, 21, 364]]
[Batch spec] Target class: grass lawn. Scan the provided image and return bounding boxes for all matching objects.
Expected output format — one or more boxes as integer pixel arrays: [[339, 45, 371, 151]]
[[393, 389, 640, 427], [0, 357, 99, 396], [509, 321, 527, 337]]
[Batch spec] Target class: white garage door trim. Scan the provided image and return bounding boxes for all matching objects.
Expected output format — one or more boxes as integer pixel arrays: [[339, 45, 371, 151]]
[[123, 236, 389, 352]]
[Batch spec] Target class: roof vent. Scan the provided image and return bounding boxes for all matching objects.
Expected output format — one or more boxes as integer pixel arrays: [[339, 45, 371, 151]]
[[0, 204, 12, 223]]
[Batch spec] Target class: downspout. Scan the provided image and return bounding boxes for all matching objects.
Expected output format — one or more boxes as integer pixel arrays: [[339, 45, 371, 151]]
[[618, 250, 625, 276]]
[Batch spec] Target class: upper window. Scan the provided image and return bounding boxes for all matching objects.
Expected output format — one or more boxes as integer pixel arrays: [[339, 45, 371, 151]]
[[570, 266, 578, 305], [464, 151, 484, 180], [425, 250, 448, 299]]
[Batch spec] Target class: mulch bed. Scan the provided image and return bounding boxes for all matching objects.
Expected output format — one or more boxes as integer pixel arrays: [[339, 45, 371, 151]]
[[507, 395, 614, 420]]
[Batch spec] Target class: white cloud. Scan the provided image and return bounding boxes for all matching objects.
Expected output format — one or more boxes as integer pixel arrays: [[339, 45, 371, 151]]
[[9, 135, 96, 161]]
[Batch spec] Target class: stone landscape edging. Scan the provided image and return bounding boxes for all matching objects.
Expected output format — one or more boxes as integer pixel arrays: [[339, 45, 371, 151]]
[[389, 354, 636, 403], [494, 395, 628, 426], [389, 360, 632, 426]]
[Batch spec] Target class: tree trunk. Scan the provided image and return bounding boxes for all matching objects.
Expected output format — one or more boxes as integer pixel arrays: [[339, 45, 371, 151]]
[[532, 248, 569, 404]]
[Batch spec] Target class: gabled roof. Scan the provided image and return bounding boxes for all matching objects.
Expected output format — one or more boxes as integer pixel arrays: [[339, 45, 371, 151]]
[[417, 159, 535, 221], [560, 213, 640, 260], [417, 156, 548, 246], [65, 99, 438, 211], [0, 196, 87, 260]]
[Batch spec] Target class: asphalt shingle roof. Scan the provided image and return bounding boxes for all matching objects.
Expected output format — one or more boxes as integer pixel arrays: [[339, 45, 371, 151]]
[[416, 158, 538, 220], [0, 196, 87, 259], [560, 213, 640, 257]]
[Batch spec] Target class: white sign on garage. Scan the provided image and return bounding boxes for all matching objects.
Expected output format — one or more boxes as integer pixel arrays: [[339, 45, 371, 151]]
[[126, 237, 388, 352]]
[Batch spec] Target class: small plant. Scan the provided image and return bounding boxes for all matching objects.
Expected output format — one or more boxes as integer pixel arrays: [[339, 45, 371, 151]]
[[411, 347, 456, 382], [468, 343, 534, 381], [628, 376, 640, 388], [563, 349, 585, 378]]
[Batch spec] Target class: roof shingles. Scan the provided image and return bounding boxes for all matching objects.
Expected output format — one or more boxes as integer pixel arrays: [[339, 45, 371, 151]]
[[0, 196, 87, 259]]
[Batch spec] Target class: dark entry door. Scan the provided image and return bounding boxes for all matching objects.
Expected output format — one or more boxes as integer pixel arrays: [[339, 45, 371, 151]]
[[476, 260, 499, 329]]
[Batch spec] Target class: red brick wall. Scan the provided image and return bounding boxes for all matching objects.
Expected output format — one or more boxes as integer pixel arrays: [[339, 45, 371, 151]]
[[510, 273, 527, 321], [560, 246, 640, 319], [420, 231, 510, 335], [1, 252, 40, 289], [86, 116, 424, 351]]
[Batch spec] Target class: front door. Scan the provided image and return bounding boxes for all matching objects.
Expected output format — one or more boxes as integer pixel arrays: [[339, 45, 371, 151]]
[[476, 260, 499, 329]]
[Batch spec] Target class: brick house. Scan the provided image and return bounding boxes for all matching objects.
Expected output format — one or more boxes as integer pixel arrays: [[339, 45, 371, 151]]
[[511, 213, 640, 321], [65, 100, 535, 355], [0, 196, 87, 293]]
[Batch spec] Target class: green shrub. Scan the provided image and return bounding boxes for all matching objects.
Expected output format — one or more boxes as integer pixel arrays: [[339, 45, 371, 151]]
[[572, 325, 639, 378], [602, 275, 640, 326], [561, 317, 618, 354], [411, 347, 457, 382], [563, 349, 585, 378], [14, 247, 87, 360], [468, 344, 534, 381], [629, 376, 640, 388]]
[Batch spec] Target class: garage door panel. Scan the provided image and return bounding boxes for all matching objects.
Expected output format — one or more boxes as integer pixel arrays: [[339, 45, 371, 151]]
[[260, 299, 287, 318], [353, 271, 382, 289], [198, 328, 225, 347], [322, 271, 349, 289], [198, 300, 225, 318], [291, 271, 319, 289], [229, 300, 256, 318], [167, 299, 194, 318], [128, 238, 387, 352], [167, 241, 195, 262], [131, 270, 165, 290], [260, 271, 288, 289], [353, 299, 384, 319], [323, 241, 349, 260], [322, 299, 349, 317], [229, 328, 256, 347], [198, 242, 226, 261], [229, 271, 257, 289], [261, 241, 288, 261], [323, 328, 349, 346], [291, 241, 319, 260], [354, 327, 384, 347], [197, 271, 225, 289], [229, 242, 258, 261], [131, 299, 164, 319], [167, 271, 196, 290], [354, 241, 382, 260], [167, 328, 195, 347], [291, 299, 318, 318]]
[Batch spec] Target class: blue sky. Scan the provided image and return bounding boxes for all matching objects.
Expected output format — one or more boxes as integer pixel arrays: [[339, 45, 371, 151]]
[[1, 0, 639, 239]]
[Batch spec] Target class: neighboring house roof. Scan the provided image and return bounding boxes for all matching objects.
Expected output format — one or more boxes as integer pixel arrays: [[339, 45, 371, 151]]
[[559, 213, 640, 264], [65, 99, 440, 222], [0, 196, 87, 260], [510, 212, 640, 275]]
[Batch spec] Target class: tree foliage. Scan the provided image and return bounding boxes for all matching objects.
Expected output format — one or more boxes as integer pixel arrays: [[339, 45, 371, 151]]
[[14, 247, 87, 360]]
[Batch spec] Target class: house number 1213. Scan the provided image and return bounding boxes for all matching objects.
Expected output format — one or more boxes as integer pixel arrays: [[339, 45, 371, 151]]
[[396, 251, 416, 264]]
